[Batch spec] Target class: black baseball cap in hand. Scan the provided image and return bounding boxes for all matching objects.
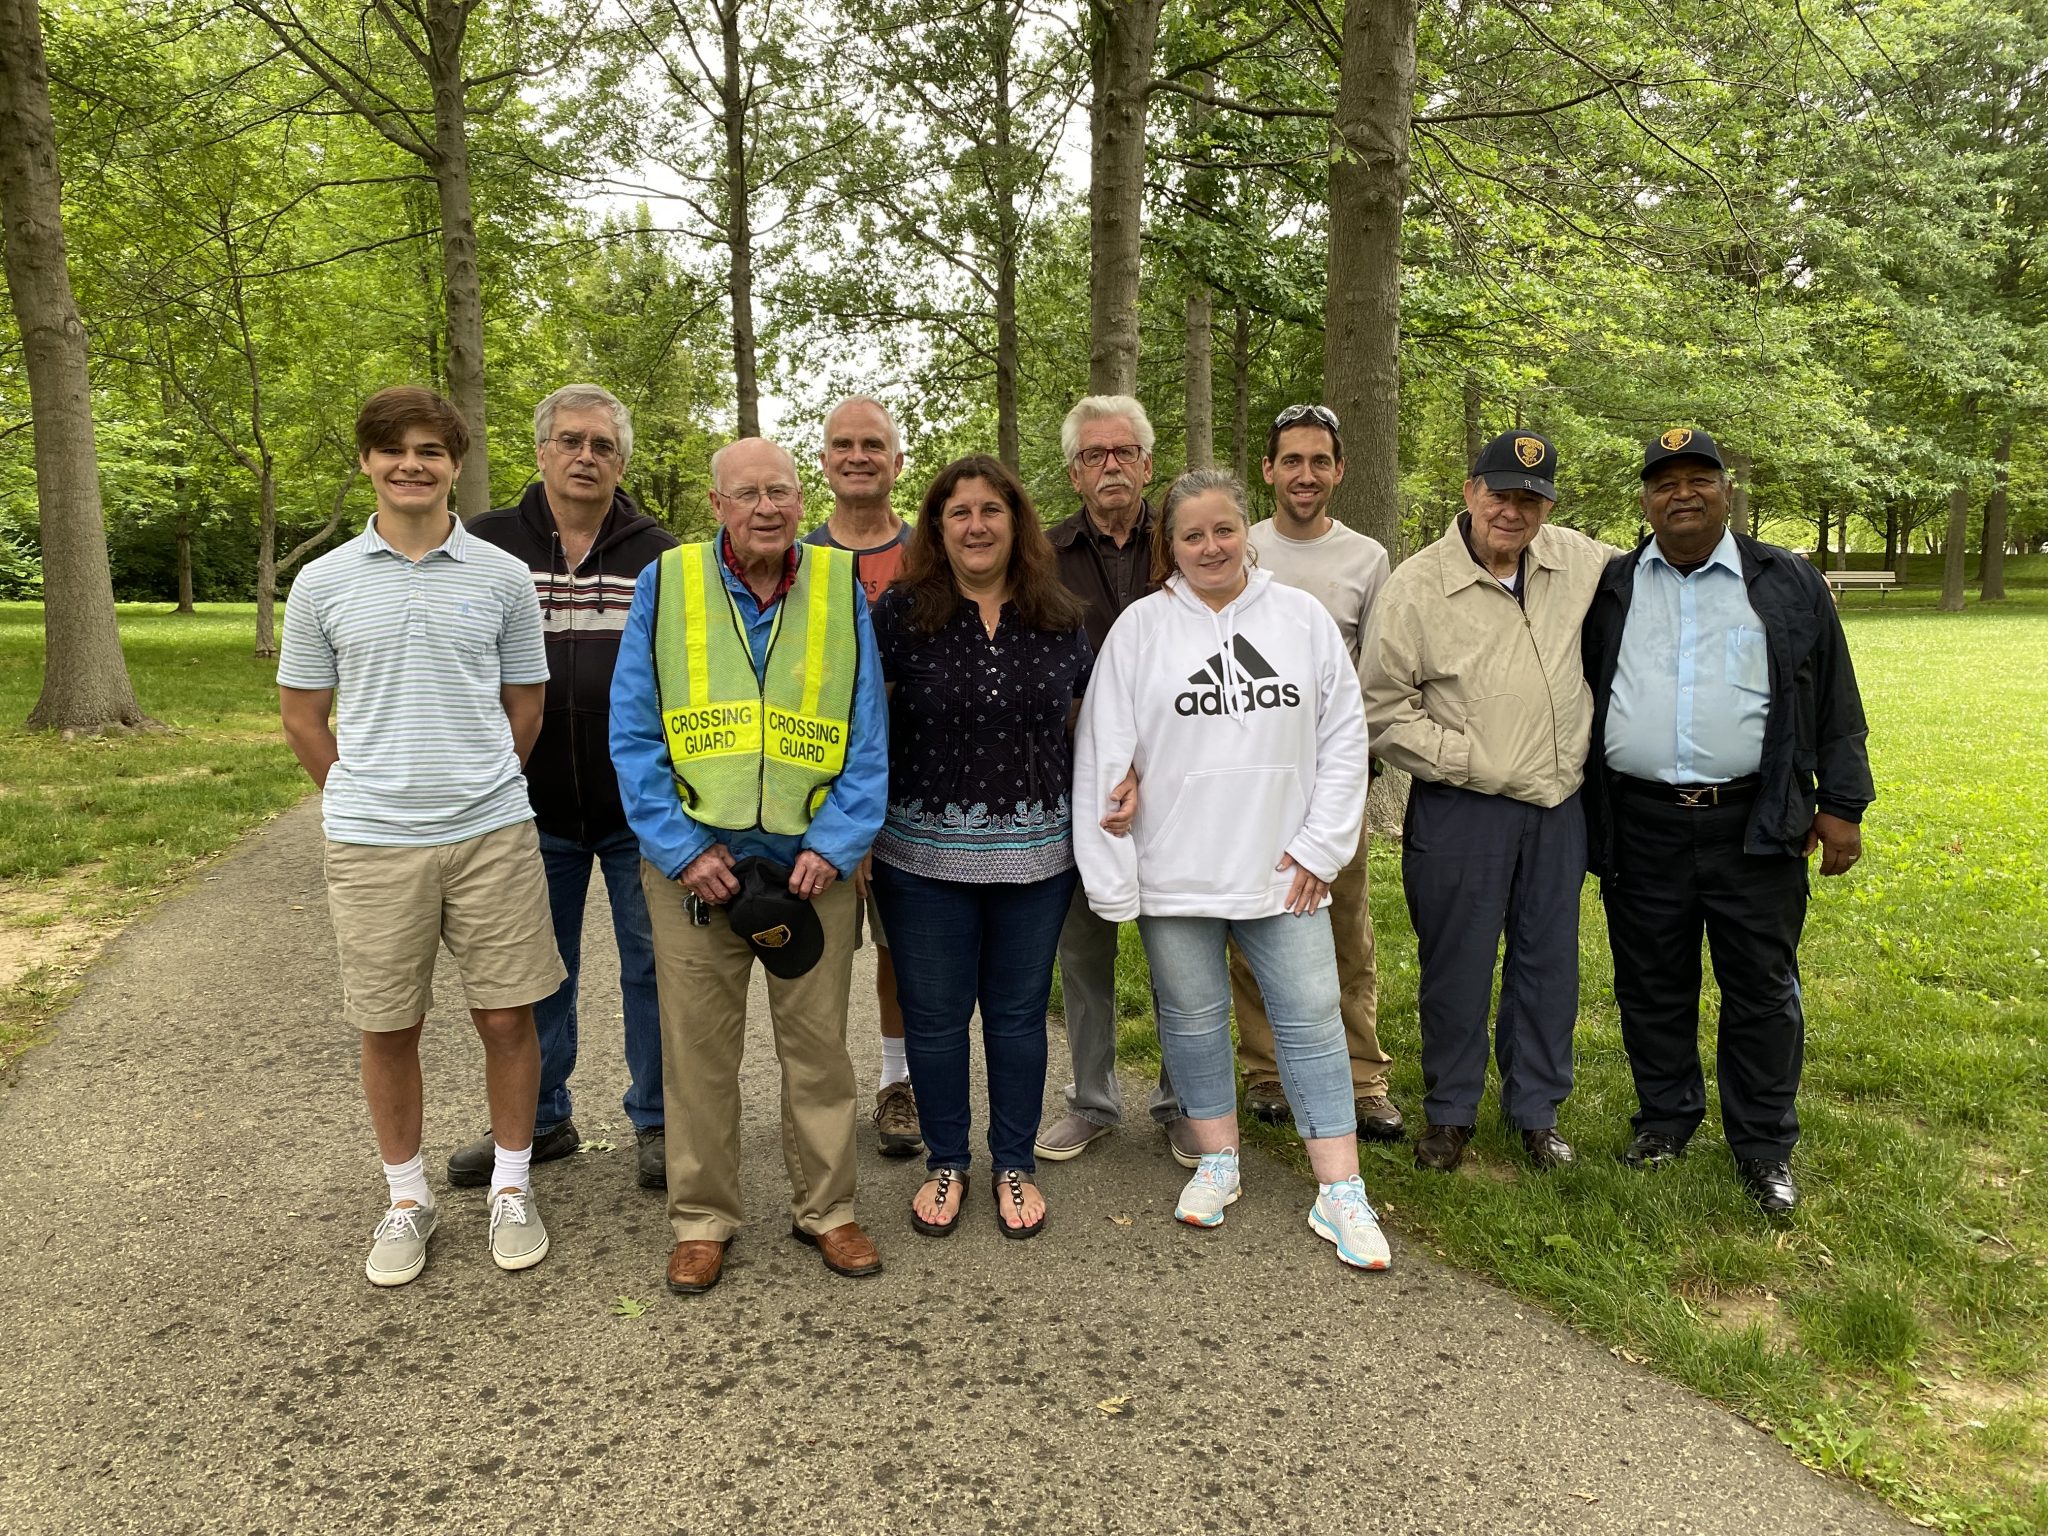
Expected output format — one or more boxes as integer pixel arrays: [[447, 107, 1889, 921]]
[[1470, 431, 1558, 504], [726, 857, 824, 980], [1641, 427, 1725, 478]]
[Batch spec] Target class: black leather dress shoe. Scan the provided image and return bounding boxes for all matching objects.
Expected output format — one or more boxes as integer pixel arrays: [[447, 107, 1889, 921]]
[[1521, 1127, 1575, 1169], [446, 1119, 580, 1188], [1623, 1130, 1686, 1169], [635, 1127, 666, 1190], [1413, 1123, 1473, 1172], [1737, 1158, 1798, 1214]]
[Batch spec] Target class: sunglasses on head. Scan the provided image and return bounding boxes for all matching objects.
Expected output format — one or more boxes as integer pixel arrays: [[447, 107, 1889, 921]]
[[1272, 403, 1340, 432]]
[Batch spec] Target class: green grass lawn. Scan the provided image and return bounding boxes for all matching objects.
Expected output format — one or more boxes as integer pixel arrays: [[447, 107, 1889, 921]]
[[1108, 572, 2048, 1533], [0, 603, 308, 1064]]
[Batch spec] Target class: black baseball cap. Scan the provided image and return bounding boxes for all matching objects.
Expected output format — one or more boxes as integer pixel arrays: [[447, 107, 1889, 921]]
[[1469, 431, 1557, 503], [725, 857, 824, 980], [1641, 427, 1726, 478]]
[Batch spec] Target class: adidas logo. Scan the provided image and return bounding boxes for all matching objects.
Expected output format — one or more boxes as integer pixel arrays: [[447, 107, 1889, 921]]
[[1174, 635, 1303, 717]]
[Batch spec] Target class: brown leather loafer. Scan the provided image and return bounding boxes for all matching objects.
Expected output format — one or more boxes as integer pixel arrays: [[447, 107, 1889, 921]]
[[1413, 1122, 1473, 1172], [1355, 1094, 1406, 1142], [666, 1238, 730, 1295], [793, 1220, 883, 1277], [1521, 1127, 1576, 1169]]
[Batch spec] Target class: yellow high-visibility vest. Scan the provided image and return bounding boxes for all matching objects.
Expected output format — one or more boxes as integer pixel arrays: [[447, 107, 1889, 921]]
[[652, 541, 858, 834]]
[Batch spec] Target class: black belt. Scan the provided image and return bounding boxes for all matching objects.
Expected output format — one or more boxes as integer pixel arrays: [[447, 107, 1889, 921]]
[[1613, 773, 1760, 807]]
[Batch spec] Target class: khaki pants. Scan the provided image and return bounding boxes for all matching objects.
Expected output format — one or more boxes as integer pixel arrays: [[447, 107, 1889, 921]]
[[1230, 854, 1391, 1097], [641, 864, 861, 1243]]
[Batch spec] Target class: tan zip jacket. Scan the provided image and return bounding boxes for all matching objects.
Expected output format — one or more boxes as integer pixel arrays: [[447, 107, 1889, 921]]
[[1363, 520, 1615, 808]]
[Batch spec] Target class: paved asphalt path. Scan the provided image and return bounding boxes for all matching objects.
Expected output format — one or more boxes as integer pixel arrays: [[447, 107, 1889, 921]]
[[0, 801, 1917, 1536]]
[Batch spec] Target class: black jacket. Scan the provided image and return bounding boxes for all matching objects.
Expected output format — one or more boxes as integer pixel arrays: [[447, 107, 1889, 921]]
[[1582, 532, 1874, 876], [468, 484, 678, 843], [1047, 501, 1158, 656]]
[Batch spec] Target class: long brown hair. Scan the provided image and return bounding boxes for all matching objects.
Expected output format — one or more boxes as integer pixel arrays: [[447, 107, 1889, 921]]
[[898, 455, 1087, 634]]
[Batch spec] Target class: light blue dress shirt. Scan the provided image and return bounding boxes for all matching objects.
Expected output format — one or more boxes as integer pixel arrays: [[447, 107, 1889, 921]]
[[1603, 530, 1769, 785]]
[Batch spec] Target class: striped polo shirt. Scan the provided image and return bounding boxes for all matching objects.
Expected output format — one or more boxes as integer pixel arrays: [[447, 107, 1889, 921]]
[[278, 515, 550, 847]]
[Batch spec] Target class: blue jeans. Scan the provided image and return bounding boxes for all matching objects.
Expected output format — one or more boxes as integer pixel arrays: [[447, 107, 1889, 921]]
[[1138, 910, 1354, 1141], [535, 826, 663, 1134], [872, 861, 1078, 1174]]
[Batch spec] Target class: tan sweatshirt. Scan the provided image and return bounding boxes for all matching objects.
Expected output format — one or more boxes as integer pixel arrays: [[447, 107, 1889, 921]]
[[1363, 520, 1615, 807]]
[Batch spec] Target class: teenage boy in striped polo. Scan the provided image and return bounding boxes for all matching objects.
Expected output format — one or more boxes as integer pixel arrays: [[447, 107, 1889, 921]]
[[280, 386, 567, 1287]]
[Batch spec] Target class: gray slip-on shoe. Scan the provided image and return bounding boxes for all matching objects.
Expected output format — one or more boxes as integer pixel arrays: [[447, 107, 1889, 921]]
[[365, 1201, 439, 1288], [488, 1188, 551, 1272]]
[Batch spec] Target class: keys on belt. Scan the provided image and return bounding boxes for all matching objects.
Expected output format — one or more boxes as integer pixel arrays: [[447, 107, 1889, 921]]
[[1613, 773, 1761, 807]]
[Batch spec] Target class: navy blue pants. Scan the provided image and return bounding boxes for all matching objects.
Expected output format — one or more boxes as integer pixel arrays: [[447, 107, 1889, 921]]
[[1600, 785, 1808, 1161], [1401, 781, 1585, 1131]]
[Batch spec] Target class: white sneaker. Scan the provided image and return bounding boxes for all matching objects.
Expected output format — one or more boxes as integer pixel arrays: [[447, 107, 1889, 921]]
[[488, 1187, 550, 1271], [365, 1201, 438, 1287], [1174, 1149, 1241, 1228], [1310, 1177, 1391, 1270]]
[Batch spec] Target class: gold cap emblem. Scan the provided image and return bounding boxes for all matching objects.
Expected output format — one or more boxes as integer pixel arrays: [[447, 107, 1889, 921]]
[[1659, 428, 1694, 452], [1514, 436, 1545, 468], [751, 924, 793, 949]]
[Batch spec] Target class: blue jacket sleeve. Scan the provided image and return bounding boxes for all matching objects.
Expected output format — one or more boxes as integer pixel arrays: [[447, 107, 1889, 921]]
[[610, 562, 715, 880], [799, 584, 889, 875]]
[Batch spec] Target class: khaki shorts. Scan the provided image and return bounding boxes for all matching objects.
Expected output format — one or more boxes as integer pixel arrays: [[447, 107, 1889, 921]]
[[854, 888, 889, 951], [324, 819, 566, 1033]]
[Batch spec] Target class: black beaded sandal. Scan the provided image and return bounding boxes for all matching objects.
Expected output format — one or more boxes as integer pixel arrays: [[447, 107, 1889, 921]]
[[993, 1168, 1047, 1241], [910, 1167, 967, 1237]]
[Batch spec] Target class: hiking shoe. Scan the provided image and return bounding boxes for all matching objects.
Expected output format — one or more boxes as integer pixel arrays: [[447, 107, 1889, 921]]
[[364, 1201, 438, 1288], [1035, 1111, 1111, 1162], [873, 1080, 923, 1159], [1164, 1116, 1203, 1169], [447, 1120, 580, 1188], [1174, 1149, 1242, 1228], [1244, 1079, 1291, 1125], [1310, 1177, 1391, 1271], [635, 1127, 666, 1190], [488, 1188, 550, 1271], [1355, 1094, 1405, 1141]]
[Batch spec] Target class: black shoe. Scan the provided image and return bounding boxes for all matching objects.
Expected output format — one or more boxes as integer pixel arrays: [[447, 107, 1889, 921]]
[[635, 1126, 666, 1190], [1736, 1158, 1798, 1214], [1355, 1094, 1405, 1142], [1623, 1130, 1687, 1169], [1413, 1123, 1473, 1172], [1521, 1127, 1575, 1169], [446, 1119, 580, 1188]]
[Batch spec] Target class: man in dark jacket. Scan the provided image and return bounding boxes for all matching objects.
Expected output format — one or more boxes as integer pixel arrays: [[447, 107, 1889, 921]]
[[1583, 428, 1873, 1214], [458, 384, 679, 1190], [1036, 394, 1196, 1169]]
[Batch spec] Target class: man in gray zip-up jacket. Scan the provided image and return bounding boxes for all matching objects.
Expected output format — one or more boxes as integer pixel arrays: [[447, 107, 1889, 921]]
[[1364, 431, 1612, 1174]]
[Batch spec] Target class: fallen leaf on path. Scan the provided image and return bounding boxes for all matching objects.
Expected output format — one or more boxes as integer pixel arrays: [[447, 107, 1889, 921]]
[[1095, 1396, 1130, 1417], [579, 1138, 615, 1153], [1107, 1214, 1133, 1227], [1574, 1492, 1599, 1504], [610, 1296, 649, 1318]]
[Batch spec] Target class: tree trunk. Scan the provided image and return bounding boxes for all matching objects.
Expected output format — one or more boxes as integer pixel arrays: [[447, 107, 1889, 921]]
[[1229, 303, 1250, 483], [1322, 0, 1419, 557], [1460, 372, 1481, 470], [175, 508, 195, 612], [992, 17, 1021, 471], [1814, 505, 1827, 565], [1184, 282, 1213, 469], [424, 0, 490, 520], [1725, 446, 1751, 537], [1938, 482, 1969, 612], [1086, 0, 1163, 395], [0, 0, 154, 733], [718, 0, 760, 437], [252, 465, 280, 657], [1979, 420, 2011, 601], [1833, 506, 1849, 569], [1883, 504, 1897, 570]]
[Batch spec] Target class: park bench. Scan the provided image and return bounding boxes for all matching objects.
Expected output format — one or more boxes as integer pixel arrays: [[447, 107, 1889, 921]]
[[1821, 569, 1899, 597]]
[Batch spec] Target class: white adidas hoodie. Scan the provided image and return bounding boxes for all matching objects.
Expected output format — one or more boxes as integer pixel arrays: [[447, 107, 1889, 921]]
[[1072, 567, 1369, 922]]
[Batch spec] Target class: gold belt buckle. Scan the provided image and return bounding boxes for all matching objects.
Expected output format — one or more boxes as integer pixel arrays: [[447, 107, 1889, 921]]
[[1676, 785, 1714, 808]]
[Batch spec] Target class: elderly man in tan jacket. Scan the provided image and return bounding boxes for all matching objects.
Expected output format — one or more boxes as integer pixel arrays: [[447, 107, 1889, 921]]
[[1364, 430, 1612, 1174]]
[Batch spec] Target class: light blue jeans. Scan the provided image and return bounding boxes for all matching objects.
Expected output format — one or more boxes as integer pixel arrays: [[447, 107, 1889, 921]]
[[1138, 910, 1355, 1141]]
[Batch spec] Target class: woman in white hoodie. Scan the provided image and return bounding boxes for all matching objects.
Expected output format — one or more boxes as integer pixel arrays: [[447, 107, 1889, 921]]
[[1072, 470, 1390, 1271]]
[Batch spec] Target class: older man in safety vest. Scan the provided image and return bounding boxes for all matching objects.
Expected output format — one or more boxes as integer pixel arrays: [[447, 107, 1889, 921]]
[[611, 436, 888, 1296]]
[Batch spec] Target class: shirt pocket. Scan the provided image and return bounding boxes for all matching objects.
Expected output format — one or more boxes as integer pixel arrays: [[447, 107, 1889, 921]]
[[1725, 625, 1769, 698], [437, 594, 505, 686]]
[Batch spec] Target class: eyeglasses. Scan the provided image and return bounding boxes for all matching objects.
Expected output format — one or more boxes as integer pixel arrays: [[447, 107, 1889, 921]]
[[1073, 443, 1146, 470], [545, 432, 622, 461], [715, 483, 800, 510], [1272, 403, 1340, 433]]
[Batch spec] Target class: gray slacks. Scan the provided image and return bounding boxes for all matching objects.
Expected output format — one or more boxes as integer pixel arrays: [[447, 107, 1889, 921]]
[[1054, 882, 1179, 1127], [1401, 779, 1585, 1131]]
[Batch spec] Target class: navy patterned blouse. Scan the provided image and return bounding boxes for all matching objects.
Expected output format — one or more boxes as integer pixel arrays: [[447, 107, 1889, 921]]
[[870, 586, 1093, 884]]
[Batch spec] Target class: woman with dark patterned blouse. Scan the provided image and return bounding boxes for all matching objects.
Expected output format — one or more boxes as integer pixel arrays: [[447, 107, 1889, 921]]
[[867, 455, 1093, 1240]]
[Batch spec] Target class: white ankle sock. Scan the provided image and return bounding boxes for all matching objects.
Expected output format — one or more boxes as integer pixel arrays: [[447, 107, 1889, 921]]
[[382, 1152, 432, 1209], [490, 1143, 533, 1194], [878, 1035, 909, 1090]]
